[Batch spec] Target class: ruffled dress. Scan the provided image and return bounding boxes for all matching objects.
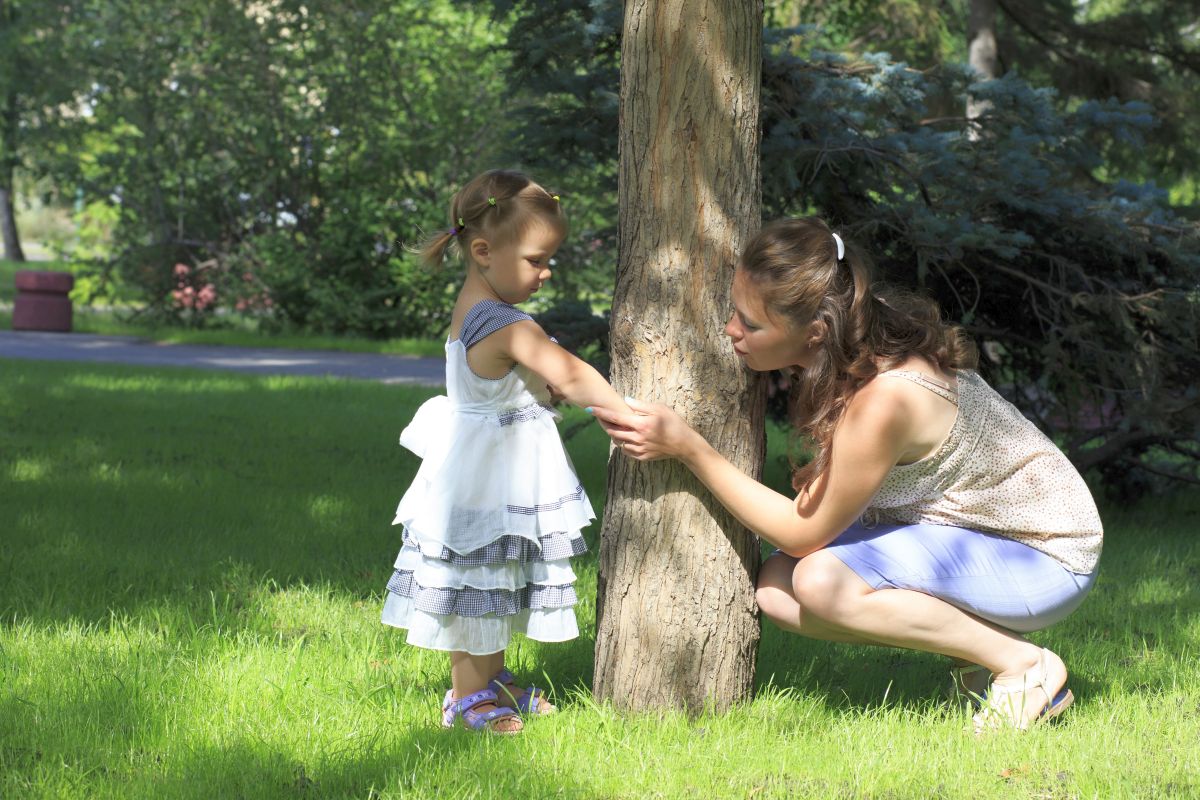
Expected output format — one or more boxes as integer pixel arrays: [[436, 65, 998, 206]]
[[381, 300, 594, 655]]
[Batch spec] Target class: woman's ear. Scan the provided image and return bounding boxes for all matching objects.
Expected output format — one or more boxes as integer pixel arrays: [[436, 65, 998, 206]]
[[470, 237, 490, 268]]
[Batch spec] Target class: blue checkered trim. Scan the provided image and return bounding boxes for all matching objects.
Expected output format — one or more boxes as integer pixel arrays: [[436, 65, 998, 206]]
[[506, 484, 586, 516], [385, 570, 578, 617], [497, 403, 552, 426], [403, 528, 588, 565], [459, 300, 532, 350]]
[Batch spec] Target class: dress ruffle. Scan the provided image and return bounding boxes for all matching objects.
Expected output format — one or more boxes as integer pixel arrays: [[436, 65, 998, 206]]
[[401, 527, 587, 565], [381, 595, 579, 655], [385, 570, 578, 616], [393, 395, 596, 554]]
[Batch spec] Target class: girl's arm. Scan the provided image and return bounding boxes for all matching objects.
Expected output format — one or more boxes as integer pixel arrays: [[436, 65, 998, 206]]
[[494, 320, 632, 414], [591, 380, 911, 555]]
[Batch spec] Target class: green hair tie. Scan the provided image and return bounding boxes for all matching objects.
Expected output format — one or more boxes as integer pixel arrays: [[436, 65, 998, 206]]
[[457, 217, 464, 227], [552, 194, 560, 202], [487, 196, 497, 206]]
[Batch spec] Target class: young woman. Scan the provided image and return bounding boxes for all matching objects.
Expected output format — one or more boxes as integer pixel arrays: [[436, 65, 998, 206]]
[[591, 217, 1102, 731]]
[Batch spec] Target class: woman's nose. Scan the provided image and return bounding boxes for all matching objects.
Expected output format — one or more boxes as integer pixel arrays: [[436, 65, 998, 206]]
[[724, 313, 739, 338], [540, 267, 552, 282]]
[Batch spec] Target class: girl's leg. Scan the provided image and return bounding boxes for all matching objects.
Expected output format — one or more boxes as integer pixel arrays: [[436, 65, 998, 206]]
[[790, 550, 1067, 729], [491, 654, 557, 714], [450, 650, 522, 733]]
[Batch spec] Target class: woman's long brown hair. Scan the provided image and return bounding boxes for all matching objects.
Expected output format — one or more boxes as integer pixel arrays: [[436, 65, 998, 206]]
[[739, 217, 978, 492]]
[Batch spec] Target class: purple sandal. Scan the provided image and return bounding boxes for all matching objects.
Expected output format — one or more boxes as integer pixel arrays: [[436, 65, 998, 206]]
[[441, 688, 521, 733], [490, 668, 555, 715]]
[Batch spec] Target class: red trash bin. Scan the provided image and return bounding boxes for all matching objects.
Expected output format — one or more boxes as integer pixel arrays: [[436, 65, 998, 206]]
[[13, 270, 75, 332]]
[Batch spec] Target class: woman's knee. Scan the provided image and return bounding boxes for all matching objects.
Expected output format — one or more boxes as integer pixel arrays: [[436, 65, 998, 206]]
[[791, 551, 858, 618], [755, 553, 799, 621]]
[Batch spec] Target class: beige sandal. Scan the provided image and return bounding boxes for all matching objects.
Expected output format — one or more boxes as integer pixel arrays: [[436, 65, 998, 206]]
[[948, 663, 991, 709], [973, 648, 1073, 733]]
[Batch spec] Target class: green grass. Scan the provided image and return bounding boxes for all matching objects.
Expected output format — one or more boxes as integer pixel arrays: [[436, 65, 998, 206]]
[[1, 359, 1198, 799]]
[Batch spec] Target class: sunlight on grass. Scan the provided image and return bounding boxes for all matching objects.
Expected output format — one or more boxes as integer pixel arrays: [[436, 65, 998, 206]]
[[2, 359, 1199, 798], [10, 457, 50, 481]]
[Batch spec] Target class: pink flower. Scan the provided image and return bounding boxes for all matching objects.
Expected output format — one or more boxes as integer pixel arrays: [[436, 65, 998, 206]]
[[173, 263, 190, 277], [198, 284, 217, 309]]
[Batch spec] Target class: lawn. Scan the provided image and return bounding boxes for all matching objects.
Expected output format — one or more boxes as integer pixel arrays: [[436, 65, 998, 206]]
[[1, 358, 1198, 798]]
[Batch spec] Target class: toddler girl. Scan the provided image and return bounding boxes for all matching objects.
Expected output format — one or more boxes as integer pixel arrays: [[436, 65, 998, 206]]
[[382, 169, 629, 733]]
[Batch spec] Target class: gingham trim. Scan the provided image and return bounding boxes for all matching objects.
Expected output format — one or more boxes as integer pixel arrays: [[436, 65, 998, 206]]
[[385, 570, 578, 617], [459, 300, 532, 350], [507, 485, 586, 516], [403, 528, 588, 565], [497, 403, 553, 427]]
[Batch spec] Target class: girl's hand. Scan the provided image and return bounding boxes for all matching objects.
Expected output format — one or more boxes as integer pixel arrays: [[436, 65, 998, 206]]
[[589, 398, 704, 462]]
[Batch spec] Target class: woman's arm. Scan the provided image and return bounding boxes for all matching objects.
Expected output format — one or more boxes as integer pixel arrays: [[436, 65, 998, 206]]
[[494, 320, 632, 414], [592, 382, 910, 555]]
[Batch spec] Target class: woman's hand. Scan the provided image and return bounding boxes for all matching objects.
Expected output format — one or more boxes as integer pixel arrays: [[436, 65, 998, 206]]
[[589, 397, 704, 462]]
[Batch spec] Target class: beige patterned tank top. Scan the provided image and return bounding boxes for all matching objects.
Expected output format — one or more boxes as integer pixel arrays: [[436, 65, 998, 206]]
[[865, 370, 1102, 574]]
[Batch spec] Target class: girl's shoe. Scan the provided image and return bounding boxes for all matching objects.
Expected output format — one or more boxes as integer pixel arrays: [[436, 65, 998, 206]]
[[441, 688, 522, 734], [947, 663, 991, 709], [972, 648, 1073, 733], [490, 668, 556, 716]]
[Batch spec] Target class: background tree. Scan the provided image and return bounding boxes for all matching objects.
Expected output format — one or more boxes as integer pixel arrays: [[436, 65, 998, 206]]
[[592, 0, 765, 712], [49, 0, 510, 334], [487, 0, 1200, 493], [0, 0, 82, 261]]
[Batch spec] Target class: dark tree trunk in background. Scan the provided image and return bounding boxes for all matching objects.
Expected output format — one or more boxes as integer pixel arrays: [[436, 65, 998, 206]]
[[967, 0, 999, 138]]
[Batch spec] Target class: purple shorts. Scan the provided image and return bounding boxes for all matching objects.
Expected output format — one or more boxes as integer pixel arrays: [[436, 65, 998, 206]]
[[819, 522, 1097, 633]]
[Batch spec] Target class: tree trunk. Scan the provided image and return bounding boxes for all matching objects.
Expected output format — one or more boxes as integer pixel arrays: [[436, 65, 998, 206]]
[[967, 0, 999, 137], [0, 1, 25, 262], [594, 0, 765, 713]]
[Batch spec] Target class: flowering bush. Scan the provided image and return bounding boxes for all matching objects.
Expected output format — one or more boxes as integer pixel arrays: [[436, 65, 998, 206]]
[[169, 261, 219, 323]]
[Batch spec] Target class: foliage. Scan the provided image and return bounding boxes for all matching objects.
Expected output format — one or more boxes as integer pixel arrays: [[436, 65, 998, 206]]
[[534, 298, 611, 378], [42, 0, 510, 335], [761, 33, 1200, 490], [476, 0, 621, 303], [485, 1, 1200, 489]]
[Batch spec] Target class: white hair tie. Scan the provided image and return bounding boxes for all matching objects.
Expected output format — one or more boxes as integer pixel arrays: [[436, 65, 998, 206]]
[[831, 232, 845, 262]]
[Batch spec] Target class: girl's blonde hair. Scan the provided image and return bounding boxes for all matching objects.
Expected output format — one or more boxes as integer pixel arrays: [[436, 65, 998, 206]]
[[421, 169, 566, 267], [739, 217, 978, 492]]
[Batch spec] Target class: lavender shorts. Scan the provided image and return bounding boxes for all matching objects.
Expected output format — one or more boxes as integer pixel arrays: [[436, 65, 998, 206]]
[[819, 522, 1097, 633]]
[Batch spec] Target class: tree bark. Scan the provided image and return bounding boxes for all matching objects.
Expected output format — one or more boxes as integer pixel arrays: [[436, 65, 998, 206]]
[[594, 0, 765, 713], [967, 0, 999, 138]]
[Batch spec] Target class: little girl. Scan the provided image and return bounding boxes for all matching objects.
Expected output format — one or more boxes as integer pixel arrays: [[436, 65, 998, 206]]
[[381, 169, 629, 734]]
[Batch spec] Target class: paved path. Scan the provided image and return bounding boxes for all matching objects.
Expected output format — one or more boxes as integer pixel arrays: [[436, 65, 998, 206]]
[[0, 330, 445, 385]]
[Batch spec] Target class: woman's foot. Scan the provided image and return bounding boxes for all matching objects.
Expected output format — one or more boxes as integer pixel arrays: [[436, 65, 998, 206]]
[[442, 688, 523, 734], [491, 668, 557, 716], [947, 660, 991, 708], [973, 647, 1072, 732]]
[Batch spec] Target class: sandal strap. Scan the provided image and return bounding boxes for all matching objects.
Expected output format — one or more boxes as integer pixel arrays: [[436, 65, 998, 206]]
[[454, 688, 500, 710]]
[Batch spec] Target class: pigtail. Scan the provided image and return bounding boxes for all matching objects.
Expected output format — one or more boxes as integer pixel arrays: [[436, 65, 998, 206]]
[[419, 228, 460, 269]]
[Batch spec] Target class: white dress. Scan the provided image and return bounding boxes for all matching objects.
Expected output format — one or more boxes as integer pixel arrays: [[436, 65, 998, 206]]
[[381, 300, 595, 655]]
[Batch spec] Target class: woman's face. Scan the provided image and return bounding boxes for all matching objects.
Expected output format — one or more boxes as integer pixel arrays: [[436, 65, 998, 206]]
[[725, 269, 819, 371]]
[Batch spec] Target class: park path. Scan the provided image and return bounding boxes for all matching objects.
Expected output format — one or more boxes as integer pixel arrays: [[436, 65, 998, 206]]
[[0, 330, 445, 386]]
